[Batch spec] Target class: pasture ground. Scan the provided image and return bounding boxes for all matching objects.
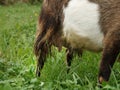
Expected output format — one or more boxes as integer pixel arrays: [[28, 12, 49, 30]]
[[0, 3, 120, 90]]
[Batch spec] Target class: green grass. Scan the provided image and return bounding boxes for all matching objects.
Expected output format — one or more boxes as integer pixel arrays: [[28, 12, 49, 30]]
[[0, 3, 120, 90]]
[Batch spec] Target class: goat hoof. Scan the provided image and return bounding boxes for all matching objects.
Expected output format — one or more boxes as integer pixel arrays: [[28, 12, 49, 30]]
[[36, 68, 41, 77], [99, 76, 105, 83], [36, 72, 41, 77]]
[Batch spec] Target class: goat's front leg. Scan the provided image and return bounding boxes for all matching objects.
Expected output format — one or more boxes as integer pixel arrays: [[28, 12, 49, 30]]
[[98, 30, 120, 84], [36, 44, 49, 77]]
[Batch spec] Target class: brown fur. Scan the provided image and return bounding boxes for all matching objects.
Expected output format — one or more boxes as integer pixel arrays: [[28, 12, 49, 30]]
[[97, 0, 120, 83], [86, 0, 120, 83], [34, 0, 120, 84]]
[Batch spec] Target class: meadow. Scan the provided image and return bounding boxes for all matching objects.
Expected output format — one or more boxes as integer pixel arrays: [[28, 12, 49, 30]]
[[0, 3, 120, 90]]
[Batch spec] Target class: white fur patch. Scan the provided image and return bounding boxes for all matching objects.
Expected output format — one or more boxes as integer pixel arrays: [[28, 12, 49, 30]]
[[63, 0, 103, 52]]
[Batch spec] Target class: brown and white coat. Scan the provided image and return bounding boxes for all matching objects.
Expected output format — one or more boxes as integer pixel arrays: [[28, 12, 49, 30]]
[[34, 0, 120, 84]]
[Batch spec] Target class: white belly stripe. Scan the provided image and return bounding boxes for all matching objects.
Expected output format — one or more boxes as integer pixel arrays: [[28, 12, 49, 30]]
[[63, 0, 103, 51]]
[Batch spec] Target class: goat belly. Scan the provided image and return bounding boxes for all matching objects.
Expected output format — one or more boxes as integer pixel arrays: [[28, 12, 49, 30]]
[[63, 0, 103, 52]]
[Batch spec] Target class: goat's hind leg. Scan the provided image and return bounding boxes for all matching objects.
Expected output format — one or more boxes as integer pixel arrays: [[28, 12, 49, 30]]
[[36, 44, 50, 77], [98, 30, 120, 84]]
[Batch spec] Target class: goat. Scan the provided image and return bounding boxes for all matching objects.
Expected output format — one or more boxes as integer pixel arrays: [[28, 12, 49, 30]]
[[34, 0, 120, 84]]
